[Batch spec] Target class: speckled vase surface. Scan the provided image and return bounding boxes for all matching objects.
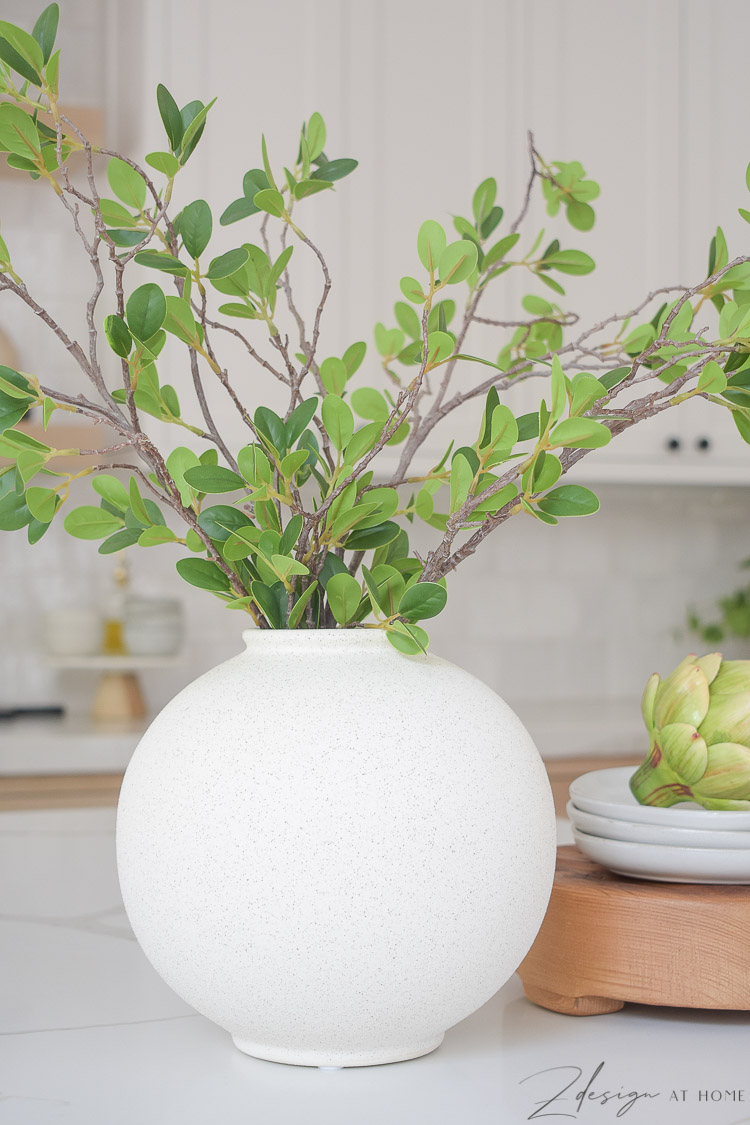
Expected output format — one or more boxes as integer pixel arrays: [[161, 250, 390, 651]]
[[116, 629, 556, 1068]]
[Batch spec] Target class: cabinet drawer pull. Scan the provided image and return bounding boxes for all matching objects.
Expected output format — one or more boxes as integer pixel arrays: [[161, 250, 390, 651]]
[[666, 437, 681, 452]]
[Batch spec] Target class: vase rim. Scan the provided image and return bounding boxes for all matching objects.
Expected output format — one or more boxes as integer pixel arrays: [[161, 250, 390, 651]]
[[242, 627, 392, 650]]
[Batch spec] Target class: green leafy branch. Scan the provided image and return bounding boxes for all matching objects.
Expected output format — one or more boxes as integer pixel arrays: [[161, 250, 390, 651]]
[[0, 8, 749, 651]]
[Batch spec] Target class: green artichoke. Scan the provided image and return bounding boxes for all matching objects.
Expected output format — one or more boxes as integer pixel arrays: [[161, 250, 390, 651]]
[[630, 653, 750, 810]]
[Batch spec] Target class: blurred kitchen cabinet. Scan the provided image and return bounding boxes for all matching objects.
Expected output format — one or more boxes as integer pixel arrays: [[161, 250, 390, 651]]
[[569, 397, 750, 486]]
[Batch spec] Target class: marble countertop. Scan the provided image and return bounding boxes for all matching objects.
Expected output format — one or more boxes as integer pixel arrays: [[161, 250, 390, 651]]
[[2, 810, 748, 1125]]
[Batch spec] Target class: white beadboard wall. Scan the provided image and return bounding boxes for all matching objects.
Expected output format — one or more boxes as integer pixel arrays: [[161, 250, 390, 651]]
[[1, 1, 750, 756]]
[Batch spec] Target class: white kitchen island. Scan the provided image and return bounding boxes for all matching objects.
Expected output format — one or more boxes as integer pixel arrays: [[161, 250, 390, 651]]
[[1, 809, 748, 1125]]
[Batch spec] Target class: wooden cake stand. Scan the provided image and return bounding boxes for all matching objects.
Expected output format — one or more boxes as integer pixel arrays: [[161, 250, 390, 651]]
[[517, 846, 750, 1015]]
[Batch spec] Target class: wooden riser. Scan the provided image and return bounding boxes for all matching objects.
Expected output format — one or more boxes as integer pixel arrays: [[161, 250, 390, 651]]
[[519, 846, 750, 1014]]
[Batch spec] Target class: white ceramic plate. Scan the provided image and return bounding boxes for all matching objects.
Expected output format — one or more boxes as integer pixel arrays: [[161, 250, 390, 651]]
[[572, 827, 750, 884], [569, 767, 750, 830], [566, 801, 750, 850]]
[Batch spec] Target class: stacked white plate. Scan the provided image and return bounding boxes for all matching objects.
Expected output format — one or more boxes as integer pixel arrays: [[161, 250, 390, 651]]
[[568, 767, 750, 884]]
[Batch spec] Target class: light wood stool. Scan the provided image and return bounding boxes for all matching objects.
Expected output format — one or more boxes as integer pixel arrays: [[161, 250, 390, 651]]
[[518, 846, 750, 1015]]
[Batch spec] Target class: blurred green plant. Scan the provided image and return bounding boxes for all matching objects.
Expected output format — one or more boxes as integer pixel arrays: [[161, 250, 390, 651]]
[[1, 5, 750, 653], [688, 560, 750, 645]]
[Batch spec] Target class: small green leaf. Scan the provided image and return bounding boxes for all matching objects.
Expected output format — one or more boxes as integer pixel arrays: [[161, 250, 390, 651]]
[[156, 83, 183, 151], [139, 525, 177, 546], [206, 247, 250, 280], [398, 581, 447, 622], [400, 276, 427, 304], [288, 581, 318, 628], [450, 452, 474, 512], [32, 4, 59, 63], [64, 506, 124, 540], [178, 199, 212, 259], [254, 406, 287, 454], [146, 150, 179, 177], [128, 476, 151, 525], [310, 157, 358, 182], [133, 250, 187, 276], [166, 447, 200, 507], [0, 104, 42, 159], [342, 341, 366, 376], [251, 580, 284, 628], [326, 571, 362, 626], [488, 403, 518, 450], [293, 178, 333, 200], [351, 387, 389, 423], [218, 302, 256, 319], [92, 474, 130, 513], [25, 485, 58, 523], [438, 240, 478, 285], [483, 232, 520, 270], [254, 188, 285, 217], [278, 514, 302, 556], [321, 394, 354, 451], [417, 220, 447, 272], [0, 22, 43, 84], [306, 112, 326, 161], [126, 283, 167, 342], [698, 360, 728, 394], [549, 355, 567, 423], [107, 157, 146, 211], [0, 372, 33, 400], [732, 407, 750, 445], [277, 401, 315, 451], [105, 230, 147, 249], [570, 373, 608, 415], [197, 503, 253, 541], [271, 553, 309, 579], [481, 206, 504, 240], [343, 520, 400, 552], [176, 557, 230, 592], [344, 422, 381, 465], [163, 295, 200, 346], [425, 331, 454, 366], [220, 196, 261, 225], [185, 528, 205, 551], [320, 357, 348, 395], [549, 417, 611, 449], [537, 483, 600, 517], [386, 621, 429, 655], [98, 527, 141, 555], [183, 465, 245, 493], [237, 444, 272, 486], [179, 98, 215, 164], [543, 249, 595, 275], [280, 450, 309, 479], [565, 199, 595, 231], [104, 314, 133, 358], [472, 177, 496, 227], [394, 302, 422, 340]]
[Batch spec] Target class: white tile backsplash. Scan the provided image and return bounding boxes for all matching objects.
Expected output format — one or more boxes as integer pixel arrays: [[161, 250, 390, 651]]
[[2, 481, 749, 752]]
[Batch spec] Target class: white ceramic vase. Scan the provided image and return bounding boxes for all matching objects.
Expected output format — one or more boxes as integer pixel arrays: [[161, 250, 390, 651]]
[[116, 629, 556, 1068]]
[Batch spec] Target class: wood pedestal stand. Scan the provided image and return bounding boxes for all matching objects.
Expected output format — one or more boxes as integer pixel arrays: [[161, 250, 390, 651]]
[[518, 845, 750, 1015]]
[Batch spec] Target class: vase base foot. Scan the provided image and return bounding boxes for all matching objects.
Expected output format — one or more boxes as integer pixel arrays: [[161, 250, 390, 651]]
[[231, 1033, 445, 1068]]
